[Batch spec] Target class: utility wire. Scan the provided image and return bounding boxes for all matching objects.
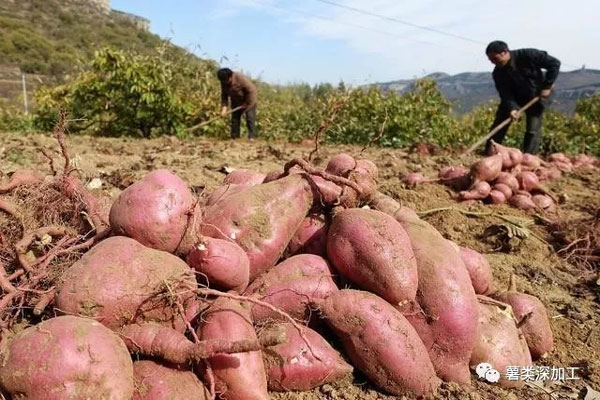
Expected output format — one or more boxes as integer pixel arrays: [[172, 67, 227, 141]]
[[246, 0, 477, 54], [313, 0, 580, 68], [313, 0, 485, 45]]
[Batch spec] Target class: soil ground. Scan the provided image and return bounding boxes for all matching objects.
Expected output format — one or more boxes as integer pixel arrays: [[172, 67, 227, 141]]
[[1, 131, 599, 400]]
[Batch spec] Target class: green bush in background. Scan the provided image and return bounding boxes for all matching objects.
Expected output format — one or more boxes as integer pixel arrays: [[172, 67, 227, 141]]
[[1, 45, 598, 156]]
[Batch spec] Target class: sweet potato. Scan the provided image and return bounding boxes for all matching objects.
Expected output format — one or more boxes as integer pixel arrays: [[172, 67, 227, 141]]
[[0, 315, 134, 400], [187, 236, 250, 292], [315, 289, 440, 397], [201, 174, 314, 280], [459, 181, 491, 201], [260, 323, 353, 391], [109, 169, 197, 254], [493, 275, 553, 359], [244, 254, 338, 322], [532, 194, 555, 212], [56, 236, 200, 332], [516, 171, 541, 192], [491, 183, 513, 199], [403, 172, 426, 186], [509, 194, 536, 211], [133, 360, 210, 400], [325, 153, 357, 176], [439, 166, 470, 190], [494, 171, 519, 192], [470, 154, 503, 183], [324, 154, 378, 202], [470, 297, 532, 388], [369, 192, 478, 385], [487, 140, 523, 169], [121, 323, 282, 364], [458, 246, 494, 295], [0, 169, 44, 193], [521, 153, 544, 169], [223, 168, 266, 186], [286, 214, 328, 257], [205, 183, 249, 206], [326, 208, 418, 305], [198, 297, 269, 400], [487, 190, 506, 204]]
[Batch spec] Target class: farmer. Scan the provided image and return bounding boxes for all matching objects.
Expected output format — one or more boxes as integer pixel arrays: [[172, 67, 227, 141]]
[[485, 41, 561, 154], [217, 68, 258, 139]]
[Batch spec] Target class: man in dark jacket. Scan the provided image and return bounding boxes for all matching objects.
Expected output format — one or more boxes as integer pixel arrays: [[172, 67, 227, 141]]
[[217, 68, 258, 139], [485, 41, 561, 154]]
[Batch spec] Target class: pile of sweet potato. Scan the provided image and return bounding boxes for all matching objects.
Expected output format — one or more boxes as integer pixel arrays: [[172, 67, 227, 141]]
[[403, 142, 599, 212], [1, 150, 556, 399]]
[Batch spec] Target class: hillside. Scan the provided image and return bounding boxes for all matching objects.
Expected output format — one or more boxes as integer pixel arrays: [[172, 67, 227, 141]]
[[376, 68, 600, 114], [0, 0, 158, 77]]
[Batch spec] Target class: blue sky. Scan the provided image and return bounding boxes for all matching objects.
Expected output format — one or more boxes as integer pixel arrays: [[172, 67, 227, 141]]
[[112, 0, 598, 86]]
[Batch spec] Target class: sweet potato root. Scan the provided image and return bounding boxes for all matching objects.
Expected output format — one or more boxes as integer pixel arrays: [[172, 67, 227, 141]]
[[315, 289, 440, 397], [326, 208, 418, 305], [56, 236, 200, 332], [0, 316, 134, 400], [493, 275, 553, 359], [201, 174, 314, 280], [260, 323, 353, 391], [109, 169, 197, 254], [470, 296, 532, 388], [187, 236, 250, 292], [133, 360, 210, 400], [244, 254, 338, 323], [197, 297, 269, 400]]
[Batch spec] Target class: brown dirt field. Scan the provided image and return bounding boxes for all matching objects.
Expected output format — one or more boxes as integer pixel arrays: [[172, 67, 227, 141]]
[[1, 131, 599, 400]]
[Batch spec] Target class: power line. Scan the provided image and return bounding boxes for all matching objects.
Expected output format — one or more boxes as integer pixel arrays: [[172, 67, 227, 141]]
[[313, 0, 485, 45], [246, 0, 477, 54]]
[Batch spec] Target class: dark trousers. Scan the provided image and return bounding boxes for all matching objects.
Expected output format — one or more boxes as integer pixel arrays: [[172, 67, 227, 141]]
[[231, 106, 256, 139], [486, 103, 544, 154]]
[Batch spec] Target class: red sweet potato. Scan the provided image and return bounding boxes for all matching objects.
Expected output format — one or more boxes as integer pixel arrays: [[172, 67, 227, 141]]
[[187, 236, 250, 292], [326, 208, 418, 305], [521, 153, 545, 169], [403, 172, 426, 186], [470, 297, 532, 388], [492, 183, 513, 199], [198, 297, 269, 400], [109, 169, 196, 254], [0, 169, 44, 193], [458, 246, 494, 295], [439, 166, 470, 190], [532, 194, 555, 212], [494, 171, 519, 192], [205, 183, 249, 206], [56, 236, 200, 332], [316, 289, 440, 397], [260, 323, 353, 391], [325, 153, 357, 177], [133, 360, 210, 400], [286, 214, 328, 257], [0, 315, 134, 400], [493, 275, 553, 359], [459, 181, 491, 201], [223, 168, 266, 186], [369, 193, 478, 385], [487, 140, 523, 169], [201, 174, 314, 280], [244, 254, 338, 322], [470, 154, 503, 183], [487, 190, 506, 204], [509, 194, 536, 211], [121, 323, 280, 365]]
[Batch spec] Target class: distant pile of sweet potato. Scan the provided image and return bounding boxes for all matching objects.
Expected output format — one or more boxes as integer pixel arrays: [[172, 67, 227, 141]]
[[404, 141, 598, 212]]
